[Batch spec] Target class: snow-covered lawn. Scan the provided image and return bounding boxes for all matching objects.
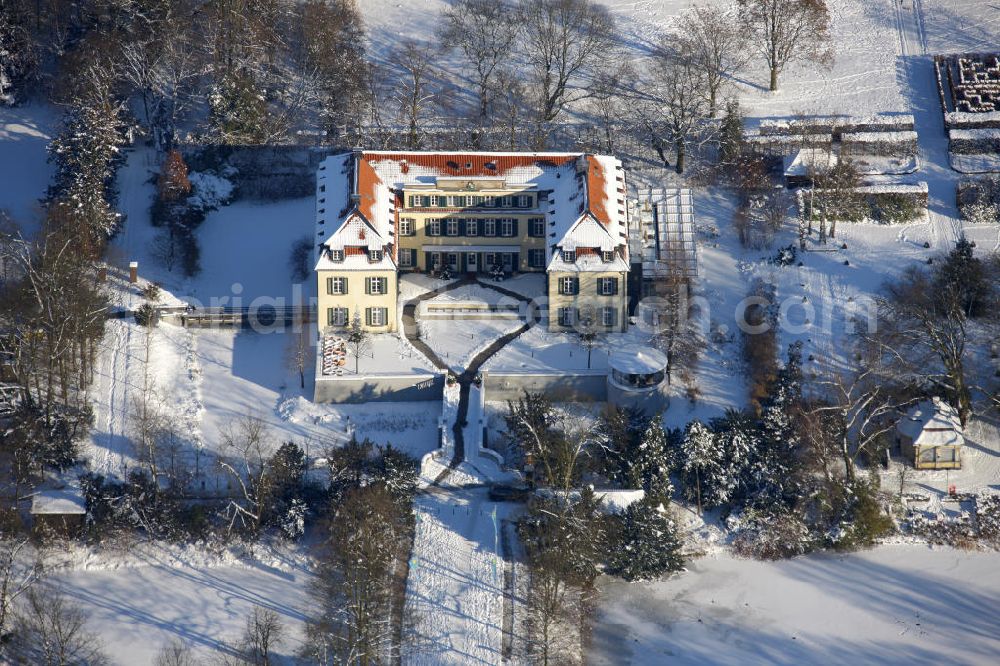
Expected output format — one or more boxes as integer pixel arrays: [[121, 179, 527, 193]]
[[484, 325, 629, 373], [88, 318, 441, 478], [590, 545, 1000, 665], [419, 318, 525, 372], [51, 544, 313, 665]]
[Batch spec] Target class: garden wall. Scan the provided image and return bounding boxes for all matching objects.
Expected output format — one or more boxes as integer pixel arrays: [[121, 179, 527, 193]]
[[481, 370, 608, 402], [313, 371, 444, 403]]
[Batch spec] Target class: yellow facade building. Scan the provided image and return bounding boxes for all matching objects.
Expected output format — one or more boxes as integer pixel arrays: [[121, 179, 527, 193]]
[[313, 150, 630, 337]]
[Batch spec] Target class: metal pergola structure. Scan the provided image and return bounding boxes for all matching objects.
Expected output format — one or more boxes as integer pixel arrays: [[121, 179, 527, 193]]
[[630, 187, 699, 282]]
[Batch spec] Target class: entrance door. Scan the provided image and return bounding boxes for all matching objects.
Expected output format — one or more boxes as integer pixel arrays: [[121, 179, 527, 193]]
[[467, 252, 478, 273], [447, 253, 459, 271], [501, 253, 513, 271]]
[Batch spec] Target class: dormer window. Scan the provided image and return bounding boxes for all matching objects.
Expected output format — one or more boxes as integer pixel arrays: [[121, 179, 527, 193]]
[[330, 249, 344, 262], [562, 250, 576, 263], [518, 194, 532, 208], [602, 250, 615, 262], [369, 249, 383, 263]]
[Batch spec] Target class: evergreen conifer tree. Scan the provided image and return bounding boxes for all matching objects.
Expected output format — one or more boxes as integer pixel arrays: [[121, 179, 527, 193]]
[[608, 499, 684, 581]]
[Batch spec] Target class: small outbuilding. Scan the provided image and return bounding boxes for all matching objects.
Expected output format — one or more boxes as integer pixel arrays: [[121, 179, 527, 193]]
[[896, 397, 964, 470], [783, 147, 836, 187], [30, 485, 87, 535], [607, 346, 669, 414]]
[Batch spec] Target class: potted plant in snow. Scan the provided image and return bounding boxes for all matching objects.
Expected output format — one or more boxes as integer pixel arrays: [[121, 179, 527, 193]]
[[446, 373, 457, 386]]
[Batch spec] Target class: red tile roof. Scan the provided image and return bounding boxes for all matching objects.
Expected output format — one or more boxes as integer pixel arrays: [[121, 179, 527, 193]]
[[365, 152, 579, 178], [584, 155, 610, 226], [355, 157, 381, 222]]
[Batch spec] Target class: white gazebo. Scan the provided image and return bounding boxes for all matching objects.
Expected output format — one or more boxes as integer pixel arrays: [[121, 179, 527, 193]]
[[607, 346, 669, 413], [896, 397, 964, 470]]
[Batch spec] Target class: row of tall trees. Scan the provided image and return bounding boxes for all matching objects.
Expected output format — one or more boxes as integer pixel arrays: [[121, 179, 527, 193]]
[[1, 0, 832, 157]]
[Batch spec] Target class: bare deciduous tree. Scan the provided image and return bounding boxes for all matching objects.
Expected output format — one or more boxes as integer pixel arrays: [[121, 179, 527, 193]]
[[870, 265, 979, 427], [285, 322, 311, 390], [518, 0, 618, 147], [439, 0, 520, 132], [634, 43, 712, 173], [240, 606, 285, 666], [737, 0, 831, 92], [809, 366, 906, 484], [155, 639, 198, 666], [11, 584, 110, 666], [218, 414, 272, 536], [678, 4, 748, 115], [303, 483, 404, 664], [0, 517, 43, 640], [388, 39, 437, 150]]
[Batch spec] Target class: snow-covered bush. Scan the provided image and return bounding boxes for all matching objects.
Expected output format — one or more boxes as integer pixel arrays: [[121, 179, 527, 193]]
[[730, 506, 811, 560], [958, 177, 1000, 224], [908, 512, 977, 549], [189, 171, 235, 211], [607, 501, 684, 581], [975, 495, 1000, 548], [869, 192, 922, 224]]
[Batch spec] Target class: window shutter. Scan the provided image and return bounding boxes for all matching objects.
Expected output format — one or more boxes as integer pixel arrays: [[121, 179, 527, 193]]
[[380, 307, 388, 325], [342, 278, 348, 295], [380, 277, 388, 293], [558, 279, 565, 295], [572, 278, 580, 295], [326, 277, 333, 295], [365, 277, 371, 295], [596, 278, 603, 295], [365, 308, 372, 326], [612, 278, 618, 295], [511, 220, 519, 237]]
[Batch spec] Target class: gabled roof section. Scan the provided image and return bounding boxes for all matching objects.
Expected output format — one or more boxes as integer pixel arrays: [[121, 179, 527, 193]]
[[560, 213, 616, 251], [332, 210, 385, 250]]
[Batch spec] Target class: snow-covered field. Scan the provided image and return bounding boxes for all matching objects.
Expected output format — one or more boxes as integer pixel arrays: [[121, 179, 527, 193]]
[[590, 545, 1000, 665], [361, 0, 907, 121], [50, 542, 313, 665]]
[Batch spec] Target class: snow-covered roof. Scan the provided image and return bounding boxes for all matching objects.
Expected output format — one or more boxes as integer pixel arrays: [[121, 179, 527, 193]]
[[897, 398, 964, 448], [632, 187, 698, 279], [784, 148, 837, 177], [609, 346, 668, 375], [31, 486, 86, 515], [315, 150, 628, 273]]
